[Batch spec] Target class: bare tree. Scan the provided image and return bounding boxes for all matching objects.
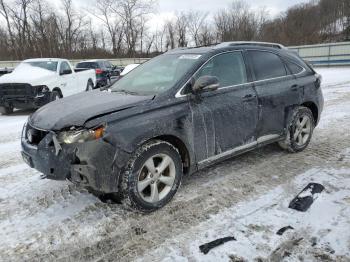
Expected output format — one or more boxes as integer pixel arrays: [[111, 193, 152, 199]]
[[187, 10, 208, 46], [112, 0, 156, 56], [88, 0, 124, 56], [175, 12, 188, 47], [0, 0, 18, 58], [164, 20, 176, 50]]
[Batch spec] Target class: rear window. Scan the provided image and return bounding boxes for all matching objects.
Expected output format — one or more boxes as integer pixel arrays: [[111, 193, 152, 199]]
[[25, 61, 58, 72], [76, 62, 98, 69], [285, 60, 304, 74], [249, 51, 287, 81]]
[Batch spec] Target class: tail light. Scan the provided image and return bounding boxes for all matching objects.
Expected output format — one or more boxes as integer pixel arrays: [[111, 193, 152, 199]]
[[95, 69, 103, 74]]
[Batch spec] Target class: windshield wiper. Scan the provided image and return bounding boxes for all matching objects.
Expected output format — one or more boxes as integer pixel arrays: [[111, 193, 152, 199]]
[[112, 89, 139, 95]]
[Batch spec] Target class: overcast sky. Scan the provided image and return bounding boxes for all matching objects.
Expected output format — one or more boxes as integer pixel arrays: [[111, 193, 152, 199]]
[[146, 0, 310, 29], [74, 0, 310, 30], [155, 0, 308, 15]]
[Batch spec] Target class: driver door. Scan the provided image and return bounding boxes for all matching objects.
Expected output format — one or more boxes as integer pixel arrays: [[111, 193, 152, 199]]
[[190, 51, 259, 165], [58, 61, 76, 97]]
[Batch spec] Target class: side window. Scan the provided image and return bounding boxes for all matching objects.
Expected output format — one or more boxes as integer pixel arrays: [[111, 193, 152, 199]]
[[60, 62, 72, 75], [195, 52, 247, 87], [249, 51, 287, 81], [285, 60, 304, 75]]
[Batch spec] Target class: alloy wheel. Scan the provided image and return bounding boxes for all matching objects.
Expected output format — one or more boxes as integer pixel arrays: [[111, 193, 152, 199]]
[[293, 115, 312, 146], [137, 153, 176, 203]]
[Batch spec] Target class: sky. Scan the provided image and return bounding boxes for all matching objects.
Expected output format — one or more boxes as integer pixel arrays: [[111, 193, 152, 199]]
[[74, 0, 310, 31]]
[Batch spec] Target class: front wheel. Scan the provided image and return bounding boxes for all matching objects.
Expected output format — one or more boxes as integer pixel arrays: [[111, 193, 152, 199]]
[[278, 106, 314, 153], [106, 77, 111, 86], [121, 140, 183, 212]]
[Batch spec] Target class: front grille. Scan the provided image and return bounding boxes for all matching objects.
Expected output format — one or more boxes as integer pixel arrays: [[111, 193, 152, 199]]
[[0, 83, 35, 97], [26, 125, 48, 145]]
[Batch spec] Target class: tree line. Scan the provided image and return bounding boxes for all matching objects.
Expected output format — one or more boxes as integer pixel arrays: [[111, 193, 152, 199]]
[[0, 0, 349, 61]]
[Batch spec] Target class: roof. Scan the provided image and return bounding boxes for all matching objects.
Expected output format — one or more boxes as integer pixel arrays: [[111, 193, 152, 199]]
[[23, 58, 67, 62], [77, 59, 107, 63]]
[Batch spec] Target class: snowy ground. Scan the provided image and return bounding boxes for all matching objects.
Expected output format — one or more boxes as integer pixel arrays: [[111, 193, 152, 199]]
[[0, 67, 350, 261]]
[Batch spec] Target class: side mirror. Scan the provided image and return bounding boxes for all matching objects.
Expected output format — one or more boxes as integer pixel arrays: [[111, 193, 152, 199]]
[[192, 76, 219, 93], [60, 69, 72, 75]]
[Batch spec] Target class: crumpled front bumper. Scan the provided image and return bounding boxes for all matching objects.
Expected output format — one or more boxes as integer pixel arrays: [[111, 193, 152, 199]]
[[21, 124, 130, 193]]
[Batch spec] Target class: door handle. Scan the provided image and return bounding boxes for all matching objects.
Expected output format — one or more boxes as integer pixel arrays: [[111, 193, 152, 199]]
[[242, 94, 256, 102]]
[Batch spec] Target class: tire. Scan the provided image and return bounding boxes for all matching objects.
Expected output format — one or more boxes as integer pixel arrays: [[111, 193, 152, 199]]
[[0, 106, 13, 115], [50, 91, 60, 101], [278, 106, 315, 153], [121, 140, 183, 212], [86, 80, 94, 91]]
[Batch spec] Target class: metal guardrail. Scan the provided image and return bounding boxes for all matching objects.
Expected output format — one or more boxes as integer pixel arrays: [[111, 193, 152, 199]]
[[1, 42, 350, 68], [0, 58, 150, 69], [289, 42, 350, 67]]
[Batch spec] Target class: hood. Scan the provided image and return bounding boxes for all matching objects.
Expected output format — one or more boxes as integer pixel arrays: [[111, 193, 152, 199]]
[[29, 90, 154, 131], [0, 64, 56, 85]]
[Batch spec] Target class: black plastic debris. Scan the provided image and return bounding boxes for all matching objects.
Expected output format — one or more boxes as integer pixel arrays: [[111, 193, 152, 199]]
[[289, 183, 325, 212], [199, 236, 236, 254], [276, 226, 294, 235]]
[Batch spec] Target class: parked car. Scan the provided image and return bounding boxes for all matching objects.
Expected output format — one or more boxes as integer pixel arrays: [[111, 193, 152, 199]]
[[21, 42, 323, 212], [75, 60, 121, 88], [120, 63, 140, 77], [0, 58, 96, 115], [0, 67, 14, 77]]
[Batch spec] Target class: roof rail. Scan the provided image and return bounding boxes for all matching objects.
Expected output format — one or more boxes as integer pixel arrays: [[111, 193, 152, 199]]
[[214, 41, 286, 50], [166, 47, 191, 53]]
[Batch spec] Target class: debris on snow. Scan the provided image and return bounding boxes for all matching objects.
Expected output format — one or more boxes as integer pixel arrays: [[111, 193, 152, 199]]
[[276, 226, 294, 236], [199, 236, 236, 254], [289, 183, 325, 212]]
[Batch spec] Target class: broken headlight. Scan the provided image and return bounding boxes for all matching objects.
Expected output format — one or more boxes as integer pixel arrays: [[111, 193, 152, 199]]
[[57, 127, 104, 144]]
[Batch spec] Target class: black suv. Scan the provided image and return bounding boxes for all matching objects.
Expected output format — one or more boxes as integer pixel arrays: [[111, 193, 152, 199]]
[[75, 60, 121, 88], [21, 42, 323, 212]]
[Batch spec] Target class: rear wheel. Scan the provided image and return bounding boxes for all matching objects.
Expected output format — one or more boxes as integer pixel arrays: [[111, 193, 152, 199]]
[[278, 106, 314, 153], [0, 105, 14, 115], [121, 140, 183, 212], [86, 80, 94, 91]]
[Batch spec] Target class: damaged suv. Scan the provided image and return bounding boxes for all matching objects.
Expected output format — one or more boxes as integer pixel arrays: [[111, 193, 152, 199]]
[[21, 42, 323, 212]]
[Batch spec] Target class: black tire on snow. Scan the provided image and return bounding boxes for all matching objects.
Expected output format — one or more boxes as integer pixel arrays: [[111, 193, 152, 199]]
[[120, 140, 183, 212], [50, 90, 60, 101], [86, 80, 94, 91], [0, 106, 14, 115], [278, 106, 315, 153]]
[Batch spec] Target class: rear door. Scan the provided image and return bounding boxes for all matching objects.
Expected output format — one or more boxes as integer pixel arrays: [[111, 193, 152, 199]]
[[190, 51, 259, 163], [247, 50, 301, 141]]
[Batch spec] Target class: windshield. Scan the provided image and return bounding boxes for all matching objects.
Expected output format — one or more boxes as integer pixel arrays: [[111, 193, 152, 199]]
[[76, 62, 98, 69], [111, 54, 202, 95], [24, 61, 58, 72]]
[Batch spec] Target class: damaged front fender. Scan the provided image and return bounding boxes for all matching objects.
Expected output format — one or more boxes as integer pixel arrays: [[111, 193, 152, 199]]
[[21, 127, 131, 193]]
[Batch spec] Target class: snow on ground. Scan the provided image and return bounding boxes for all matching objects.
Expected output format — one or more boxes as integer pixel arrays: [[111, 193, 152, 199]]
[[140, 168, 350, 262], [0, 67, 350, 261]]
